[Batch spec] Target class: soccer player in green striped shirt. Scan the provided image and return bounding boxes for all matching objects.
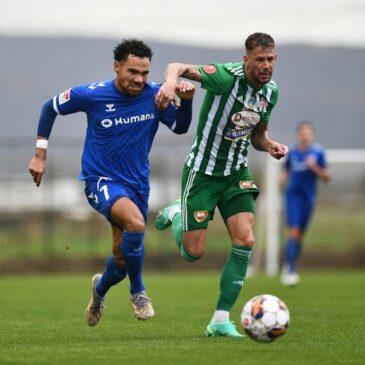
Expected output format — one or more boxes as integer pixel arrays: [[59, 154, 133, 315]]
[[155, 33, 288, 337]]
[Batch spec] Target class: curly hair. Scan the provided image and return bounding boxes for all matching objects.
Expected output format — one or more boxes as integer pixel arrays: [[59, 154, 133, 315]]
[[113, 39, 153, 61]]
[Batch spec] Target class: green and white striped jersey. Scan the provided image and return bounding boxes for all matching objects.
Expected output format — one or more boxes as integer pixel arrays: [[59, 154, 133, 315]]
[[185, 62, 279, 176]]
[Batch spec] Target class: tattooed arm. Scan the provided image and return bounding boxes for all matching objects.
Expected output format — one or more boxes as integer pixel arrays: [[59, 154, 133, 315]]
[[155, 63, 201, 110], [251, 122, 288, 160]]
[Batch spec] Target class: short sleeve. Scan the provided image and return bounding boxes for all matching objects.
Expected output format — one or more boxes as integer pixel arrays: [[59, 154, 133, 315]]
[[52, 84, 89, 115], [260, 87, 279, 124], [198, 64, 235, 95]]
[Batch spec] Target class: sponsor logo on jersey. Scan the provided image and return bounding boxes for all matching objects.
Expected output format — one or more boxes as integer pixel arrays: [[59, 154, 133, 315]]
[[202, 65, 217, 74], [232, 110, 260, 128], [239, 180, 256, 189], [58, 89, 71, 105], [194, 210, 208, 223], [225, 128, 252, 140], [224, 110, 260, 141], [105, 104, 116, 112], [100, 113, 155, 128]]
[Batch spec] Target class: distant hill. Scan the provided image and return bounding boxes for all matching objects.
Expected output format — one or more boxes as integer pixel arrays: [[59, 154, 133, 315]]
[[1, 36, 365, 149]]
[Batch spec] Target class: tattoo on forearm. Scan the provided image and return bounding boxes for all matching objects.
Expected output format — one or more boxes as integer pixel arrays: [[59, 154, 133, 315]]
[[181, 66, 201, 82]]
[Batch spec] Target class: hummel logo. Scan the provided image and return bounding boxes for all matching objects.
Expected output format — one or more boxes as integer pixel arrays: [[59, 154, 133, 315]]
[[88, 82, 106, 90], [236, 95, 244, 104], [87, 192, 98, 204], [105, 104, 116, 112], [232, 280, 244, 286]]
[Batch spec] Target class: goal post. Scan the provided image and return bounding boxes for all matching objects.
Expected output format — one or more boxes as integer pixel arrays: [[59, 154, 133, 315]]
[[257, 149, 365, 276]]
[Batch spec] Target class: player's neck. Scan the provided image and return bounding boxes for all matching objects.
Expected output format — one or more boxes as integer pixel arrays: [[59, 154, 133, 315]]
[[246, 76, 263, 90]]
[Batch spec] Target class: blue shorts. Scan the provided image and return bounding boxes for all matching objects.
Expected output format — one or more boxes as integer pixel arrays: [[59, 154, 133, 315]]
[[84, 177, 148, 227], [285, 191, 315, 231]]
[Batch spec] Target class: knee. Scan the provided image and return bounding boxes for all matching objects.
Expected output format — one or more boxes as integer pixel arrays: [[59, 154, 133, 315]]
[[288, 228, 302, 241], [124, 218, 145, 233], [182, 240, 205, 259], [233, 232, 255, 248], [185, 246, 204, 259]]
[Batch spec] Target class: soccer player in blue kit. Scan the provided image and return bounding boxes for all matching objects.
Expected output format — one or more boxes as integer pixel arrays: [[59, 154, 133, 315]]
[[29, 39, 195, 326], [280, 121, 330, 286]]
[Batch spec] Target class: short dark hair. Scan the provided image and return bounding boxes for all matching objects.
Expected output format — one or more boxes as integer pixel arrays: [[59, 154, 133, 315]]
[[296, 120, 314, 131], [245, 32, 275, 51], [113, 39, 153, 62]]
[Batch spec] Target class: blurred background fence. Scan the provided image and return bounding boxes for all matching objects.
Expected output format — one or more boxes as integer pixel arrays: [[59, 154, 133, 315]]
[[0, 137, 364, 272]]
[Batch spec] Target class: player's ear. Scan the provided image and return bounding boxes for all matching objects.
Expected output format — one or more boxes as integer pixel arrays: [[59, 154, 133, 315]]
[[114, 61, 120, 73], [243, 54, 249, 64]]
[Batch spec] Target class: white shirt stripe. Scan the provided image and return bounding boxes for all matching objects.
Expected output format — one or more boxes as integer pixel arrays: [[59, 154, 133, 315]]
[[224, 141, 237, 176], [205, 78, 240, 175], [193, 95, 222, 171]]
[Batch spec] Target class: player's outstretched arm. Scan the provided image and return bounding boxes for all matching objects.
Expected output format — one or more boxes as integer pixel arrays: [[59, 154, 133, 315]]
[[251, 122, 288, 160], [29, 142, 47, 187], [155, 63, 201, 110], [29, 99, 58, 187]]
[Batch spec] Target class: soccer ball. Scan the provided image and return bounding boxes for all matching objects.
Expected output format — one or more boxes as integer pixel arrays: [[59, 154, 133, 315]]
[[241, 294, 290, 342]]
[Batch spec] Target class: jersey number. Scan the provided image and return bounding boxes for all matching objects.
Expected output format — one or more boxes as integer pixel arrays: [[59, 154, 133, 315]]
[[99, 185, 110, 201]]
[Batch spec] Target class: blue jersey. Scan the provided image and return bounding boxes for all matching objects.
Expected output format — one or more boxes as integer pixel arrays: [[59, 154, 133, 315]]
[[284, 143, 328, 200], [52, 80, 178, 197]]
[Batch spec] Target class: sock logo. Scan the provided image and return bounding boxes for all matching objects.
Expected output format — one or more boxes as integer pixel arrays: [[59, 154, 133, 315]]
[[232, 280, 244, 287], [194, 210, 208, 223]]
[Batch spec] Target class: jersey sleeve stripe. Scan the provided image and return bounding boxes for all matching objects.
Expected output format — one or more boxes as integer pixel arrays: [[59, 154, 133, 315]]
[[52, 95, 60, 114], [170, 120, 177, 131]]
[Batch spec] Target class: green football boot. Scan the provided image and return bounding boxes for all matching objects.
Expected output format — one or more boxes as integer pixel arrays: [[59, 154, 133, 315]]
[[205, 321, 245, 338], [155, 198, 181, 230]]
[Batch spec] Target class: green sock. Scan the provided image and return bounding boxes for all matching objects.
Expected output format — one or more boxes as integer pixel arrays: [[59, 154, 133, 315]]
[[216, 244, 252, 311], [172, 213, 200, 263]]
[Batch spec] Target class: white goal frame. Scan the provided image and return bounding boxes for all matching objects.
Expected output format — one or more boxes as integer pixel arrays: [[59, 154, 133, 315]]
[[257, 149, 365, 276]]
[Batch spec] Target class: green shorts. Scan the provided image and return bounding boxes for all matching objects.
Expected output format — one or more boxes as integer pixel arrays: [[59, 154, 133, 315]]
[[180, 165, 260, 231]]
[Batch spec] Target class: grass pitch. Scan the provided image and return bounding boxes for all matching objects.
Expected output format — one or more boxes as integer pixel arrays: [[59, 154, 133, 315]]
[[0, 271, 364, 365]]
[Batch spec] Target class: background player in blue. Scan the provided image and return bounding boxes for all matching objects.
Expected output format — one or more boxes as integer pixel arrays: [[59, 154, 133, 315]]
[[280, 121, 330, 286], [28, 39, 195, 326]]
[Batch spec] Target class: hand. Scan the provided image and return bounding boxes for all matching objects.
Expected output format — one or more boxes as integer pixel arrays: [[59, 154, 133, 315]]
[[306, 155, 318, 170], [29, 156, 46, 187], [175, 81, 195, 100], [155, 79, 177, 110], [268, 142, 288, 160]]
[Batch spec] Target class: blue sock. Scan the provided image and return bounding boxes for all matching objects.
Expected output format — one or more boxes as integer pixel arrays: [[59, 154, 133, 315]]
[[285, 239, 301, 273], [96, 256, 127, 297], [121, 231, 145, 295]]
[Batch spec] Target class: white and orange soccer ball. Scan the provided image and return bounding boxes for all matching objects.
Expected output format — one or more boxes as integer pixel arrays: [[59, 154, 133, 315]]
[[241, 294, 290, 342]]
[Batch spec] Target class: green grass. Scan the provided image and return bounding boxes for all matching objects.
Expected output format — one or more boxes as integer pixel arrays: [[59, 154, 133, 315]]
[[1, 202, 365, 263], [0, 271, 364, 365]]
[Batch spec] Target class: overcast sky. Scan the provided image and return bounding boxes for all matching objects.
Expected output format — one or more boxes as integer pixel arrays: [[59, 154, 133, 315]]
[[1, 0, 364, 47]]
